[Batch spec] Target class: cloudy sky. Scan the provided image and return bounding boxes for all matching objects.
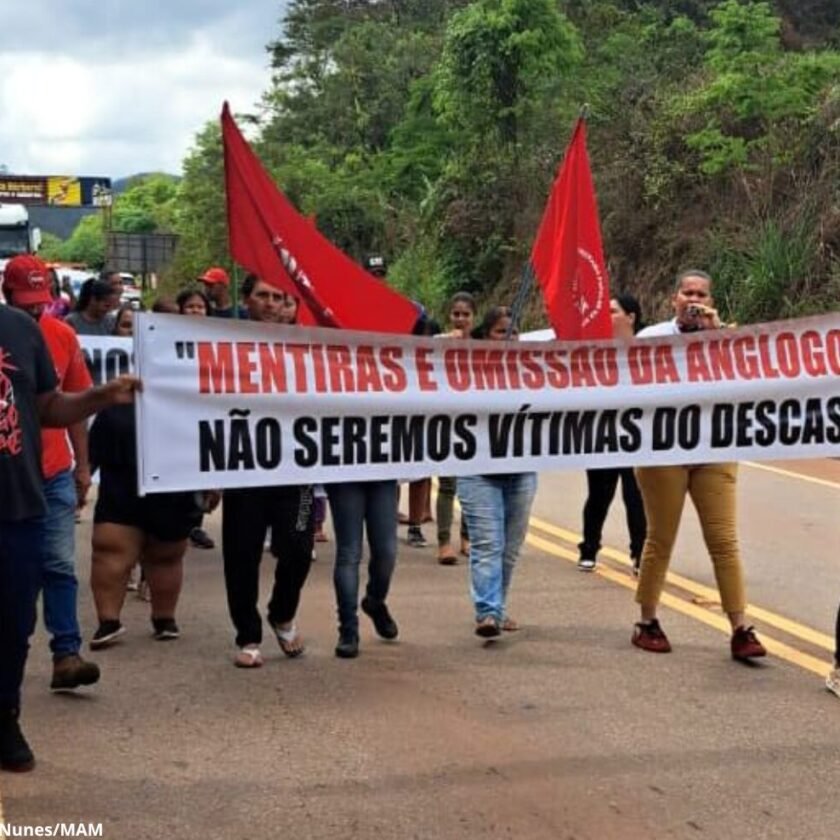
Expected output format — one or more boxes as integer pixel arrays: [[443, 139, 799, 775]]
[[0, 0, 287, 179]]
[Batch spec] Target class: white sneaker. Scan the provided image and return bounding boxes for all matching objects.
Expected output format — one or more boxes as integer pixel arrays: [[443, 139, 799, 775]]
[[826, 667, 840, 698], [577, 557, 596, 572]]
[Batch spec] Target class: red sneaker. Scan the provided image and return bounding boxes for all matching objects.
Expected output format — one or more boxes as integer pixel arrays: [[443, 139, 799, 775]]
[[731, 625, 766, 661], [631, 619, 672, 653]]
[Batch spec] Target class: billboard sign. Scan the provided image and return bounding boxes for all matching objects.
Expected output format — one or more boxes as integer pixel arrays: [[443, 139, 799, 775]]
[[0, 175, 112, 207]]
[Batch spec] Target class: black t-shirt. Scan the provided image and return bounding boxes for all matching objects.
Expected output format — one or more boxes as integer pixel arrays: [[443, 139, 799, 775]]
[[0, 306, 59, 521]]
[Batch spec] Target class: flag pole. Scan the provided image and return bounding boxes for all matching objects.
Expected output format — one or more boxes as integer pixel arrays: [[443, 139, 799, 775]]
[[506, 104, 590, 339]]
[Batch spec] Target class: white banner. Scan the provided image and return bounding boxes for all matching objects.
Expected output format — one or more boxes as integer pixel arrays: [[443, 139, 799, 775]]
[[78, 335, 133, 386], [134, 313, 840, 493]]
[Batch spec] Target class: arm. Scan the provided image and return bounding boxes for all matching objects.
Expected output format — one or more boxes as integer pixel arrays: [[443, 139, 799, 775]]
[[37, 375, 141, 428], [68, 422, 92, 508]]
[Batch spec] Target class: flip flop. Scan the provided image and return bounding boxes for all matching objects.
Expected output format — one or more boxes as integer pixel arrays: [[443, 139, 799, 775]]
[[475, 616, 501, 638], [437, 550, 458, 566], [235, 645, 264, 668], [501, 618, 520, 632], [272, 623, 305, 658]]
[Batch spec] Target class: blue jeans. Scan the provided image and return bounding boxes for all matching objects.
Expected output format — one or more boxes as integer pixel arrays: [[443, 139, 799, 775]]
[[457, 473, 537, 622], [327, 481, 398, 636], [0, 517, 44, 709], [43, 469, 82, 657]]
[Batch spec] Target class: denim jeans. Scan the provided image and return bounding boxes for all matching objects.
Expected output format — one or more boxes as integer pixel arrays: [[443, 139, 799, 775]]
[[327, 481, 398, 636], [0, 517, 44, 709], [457, 473, 537, 622], [43, 469, 83, 657]]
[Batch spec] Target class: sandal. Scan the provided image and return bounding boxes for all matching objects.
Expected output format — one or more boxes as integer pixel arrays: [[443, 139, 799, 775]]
[[475, 616, 501, 638], [272, 622, 305, 658], [437, 548, 458, 566], [460, 539, 471, 558], [501, 617, 520, 632], [235, 645, 264, 668]]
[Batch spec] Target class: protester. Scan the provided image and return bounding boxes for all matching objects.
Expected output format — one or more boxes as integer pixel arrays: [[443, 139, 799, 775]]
[[456, 306, 537, 639], [221, 275, 314, 668], [436, 292, 476, 564], [631, 270, 766, 661], [578, 294, 647, 574], [0, 274, 139, 771], [404, 315, 441, 549], [99, 269, 123, 307], [65, 279, 120, 336], [3, 255, 101, 694], [88, 306, 198, 650], [151, 297, 179, 314], [112, 304, 135, 337], [199, 266, 246, 319], [176, 288, 209, 318], [174, 288, 216, 551]]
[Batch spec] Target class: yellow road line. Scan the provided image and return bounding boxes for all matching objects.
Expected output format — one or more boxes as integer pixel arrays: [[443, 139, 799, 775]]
[[525, 532, 831, 676], [527, 515, 835, 652], [743, 460, 840, 491]]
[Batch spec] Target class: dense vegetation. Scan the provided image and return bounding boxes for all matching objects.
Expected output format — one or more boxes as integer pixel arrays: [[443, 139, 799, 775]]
[[50, 0, 840, 325]]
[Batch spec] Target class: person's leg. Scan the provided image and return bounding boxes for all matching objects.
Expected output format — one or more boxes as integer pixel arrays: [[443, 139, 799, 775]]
[[90, 522, 144, 626], [143, 536, 188, 628], [221, 489, 268, 649], [267, 486, 315, 655], [688, 464, 745, 624], [41, 471, 83, 657], [42, 470, 100, 689], [327, 483, 366, 645], [458, 476, 505, 629], [633, 466, 689, 621], [0, 517, 43, 771], [436, 476, 455, 547], [829, 605, 840, 696], [578, 469, 620, 569], [500, 473, 537, 613], [364, 480, 399, 606], [619, 468, 648, 570], [407, 479, 429, 546]]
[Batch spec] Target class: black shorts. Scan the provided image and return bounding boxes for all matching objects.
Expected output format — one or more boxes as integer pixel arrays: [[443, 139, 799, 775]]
[[95, 469, 200, 543]]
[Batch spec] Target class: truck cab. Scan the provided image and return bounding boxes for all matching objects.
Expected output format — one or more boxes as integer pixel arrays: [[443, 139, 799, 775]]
[[0, 203, 41, 260]]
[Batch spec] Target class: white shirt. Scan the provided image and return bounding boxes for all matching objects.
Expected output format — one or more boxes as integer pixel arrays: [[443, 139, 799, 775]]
[[636, 319, 680, 338]]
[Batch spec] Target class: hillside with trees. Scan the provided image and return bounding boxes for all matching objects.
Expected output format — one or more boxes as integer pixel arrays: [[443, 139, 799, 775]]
[[60, 0, 840, 325]]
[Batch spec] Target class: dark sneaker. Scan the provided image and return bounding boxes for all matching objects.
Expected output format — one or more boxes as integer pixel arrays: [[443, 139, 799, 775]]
[[577, 556, 596, 572], [189, 527, 215, 550], [335, 631, 359, 659], [0, 709, 34, 772], [50, 654, 101, 691], [731, 625, 766, 661], [90, 620, 125, 650], [407, 526, 428, 548], [152, 618, 180, 641], [361, 596, 399, 640], [631, 619, 672, 653]]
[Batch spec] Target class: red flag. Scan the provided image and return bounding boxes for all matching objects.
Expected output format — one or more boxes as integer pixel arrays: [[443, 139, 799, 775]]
[[530, 119, 612, 340], [221, 102, 419, 333]]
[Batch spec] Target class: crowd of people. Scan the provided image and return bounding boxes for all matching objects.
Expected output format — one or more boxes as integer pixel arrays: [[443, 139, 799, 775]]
[[1, 254, 834, 777]]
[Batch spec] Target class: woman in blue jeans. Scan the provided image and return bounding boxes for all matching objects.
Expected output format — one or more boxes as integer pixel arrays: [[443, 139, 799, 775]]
[[458, 307, 538, 638], [327, 480, 399, 658]]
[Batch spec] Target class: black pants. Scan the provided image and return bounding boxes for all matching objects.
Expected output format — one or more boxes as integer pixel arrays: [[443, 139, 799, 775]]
[[578, 468, 646, 561], [222, 485, 314, 648]]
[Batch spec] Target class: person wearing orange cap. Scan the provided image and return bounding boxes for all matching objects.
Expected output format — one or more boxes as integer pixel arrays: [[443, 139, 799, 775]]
[[198, 266, 246, 319], [0, 253, 140, 771], [3, 255, 102, 694]]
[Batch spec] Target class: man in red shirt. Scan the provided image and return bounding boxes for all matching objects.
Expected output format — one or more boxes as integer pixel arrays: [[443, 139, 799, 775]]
[[4, 255, 101, 692]]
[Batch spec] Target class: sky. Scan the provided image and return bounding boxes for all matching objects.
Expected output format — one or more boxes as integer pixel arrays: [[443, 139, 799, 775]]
[[0, 0, 287, 179]]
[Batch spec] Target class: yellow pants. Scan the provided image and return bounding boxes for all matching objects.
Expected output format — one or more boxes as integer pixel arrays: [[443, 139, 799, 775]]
[[634, 463, 746, 615]]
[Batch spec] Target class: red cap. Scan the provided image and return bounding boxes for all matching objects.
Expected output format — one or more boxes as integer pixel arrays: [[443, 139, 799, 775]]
[[198, 267, 230, 286], [3, 255, 53, 306]]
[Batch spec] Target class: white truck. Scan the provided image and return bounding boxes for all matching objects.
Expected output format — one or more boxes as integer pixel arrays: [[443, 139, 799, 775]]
[[0, 203, 42, 299], [0, 202, 41, 261]]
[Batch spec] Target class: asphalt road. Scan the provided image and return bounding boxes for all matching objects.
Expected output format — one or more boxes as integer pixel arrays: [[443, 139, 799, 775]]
[[2, 459, 839, 839]]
